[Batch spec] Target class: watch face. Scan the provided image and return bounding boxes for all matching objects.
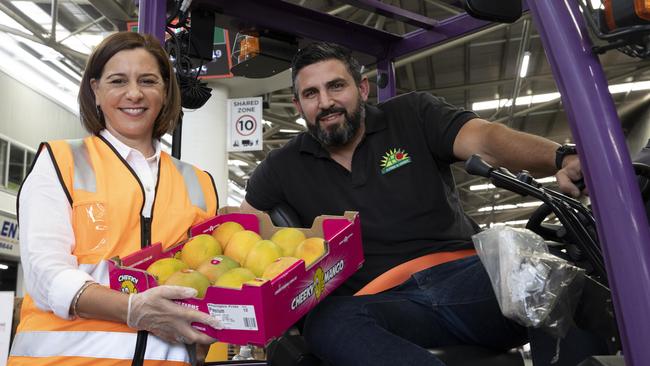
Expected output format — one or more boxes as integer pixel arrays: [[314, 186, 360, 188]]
[[557, 144, 577, 169], [559, 144, 577, 153]]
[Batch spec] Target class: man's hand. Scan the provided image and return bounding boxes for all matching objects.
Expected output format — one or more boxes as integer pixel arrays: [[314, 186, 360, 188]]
[[555, 155, 584, 197]]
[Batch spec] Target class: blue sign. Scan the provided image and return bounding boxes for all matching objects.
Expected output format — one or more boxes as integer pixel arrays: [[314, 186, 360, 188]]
[[0, 215, 19, 258]]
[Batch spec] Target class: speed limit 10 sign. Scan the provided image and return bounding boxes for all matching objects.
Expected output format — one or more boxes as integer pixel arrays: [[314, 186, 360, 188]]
[[227, 97, 263, 152]]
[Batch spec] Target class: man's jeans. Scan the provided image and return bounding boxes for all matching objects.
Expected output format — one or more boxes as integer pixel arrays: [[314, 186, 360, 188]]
[[303, 255, 528, 366]]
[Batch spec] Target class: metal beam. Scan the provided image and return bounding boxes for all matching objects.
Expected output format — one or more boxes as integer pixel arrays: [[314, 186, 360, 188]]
[[263, 113, 307, 131], [493, 99, 560, 124], [264, 138, 292, 145], [0, 1, 48, 38], [58, 16, 107, 43], [490, 62, 650, 123], [423, 61, 650, 95], [365, 21, 509, 78], [229, 153, 258, 166], [0, 24, 45, 44], [363, 12, 376, 26], [389, 11, 501, 59], [336, 0, 438, 29], [463, 43, 470, 109], [228, 173, 247, 188], [506, 19, 532, 125], [50, 0, 59, 42], [394, 0, 417, 91], [193, 0, 401, 58], [423, 0, 462, 15], [88, 0, 133, 28], [0, 2, 87, 67], [328, 5, 353, 16], [268, 102, 296, 109], [263, 125, 282, 139]]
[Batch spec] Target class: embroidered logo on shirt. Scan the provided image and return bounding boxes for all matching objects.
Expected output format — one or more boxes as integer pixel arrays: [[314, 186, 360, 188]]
[[380, 148, 412, 174]]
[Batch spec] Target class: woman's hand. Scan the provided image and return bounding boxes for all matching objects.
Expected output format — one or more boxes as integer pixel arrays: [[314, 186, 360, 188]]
[[127, 285, 222, 345]]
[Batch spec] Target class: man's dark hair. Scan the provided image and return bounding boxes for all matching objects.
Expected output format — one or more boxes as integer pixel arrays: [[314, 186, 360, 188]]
[[291, 42, 362, 98]]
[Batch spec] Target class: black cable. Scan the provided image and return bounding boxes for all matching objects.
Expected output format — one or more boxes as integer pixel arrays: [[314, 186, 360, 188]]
[[131, 330, 149, 366], [486, 168, 607, 285], [166, 0, 182, 26]]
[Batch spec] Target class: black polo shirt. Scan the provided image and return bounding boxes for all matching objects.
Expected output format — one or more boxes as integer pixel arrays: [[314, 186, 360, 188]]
[[246, 92, 481, 294]]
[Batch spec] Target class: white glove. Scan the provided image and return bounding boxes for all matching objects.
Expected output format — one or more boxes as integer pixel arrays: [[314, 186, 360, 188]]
[[127, 285, 222, 344]]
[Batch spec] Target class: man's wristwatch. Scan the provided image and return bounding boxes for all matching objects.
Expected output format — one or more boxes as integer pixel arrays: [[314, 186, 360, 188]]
[[555, 143, 577, 170]]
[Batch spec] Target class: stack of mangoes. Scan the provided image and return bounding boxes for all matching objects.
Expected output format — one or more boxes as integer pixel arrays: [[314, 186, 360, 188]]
[[145, 222, 326, 298]]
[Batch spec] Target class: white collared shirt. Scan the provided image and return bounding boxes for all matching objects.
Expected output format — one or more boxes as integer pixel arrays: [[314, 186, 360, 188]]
[[99, 130, 161, 215], [19, 130, 161, 319]]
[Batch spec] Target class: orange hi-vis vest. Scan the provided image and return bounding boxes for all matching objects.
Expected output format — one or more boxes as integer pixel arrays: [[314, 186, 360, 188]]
[[9, 135, 218, 366]]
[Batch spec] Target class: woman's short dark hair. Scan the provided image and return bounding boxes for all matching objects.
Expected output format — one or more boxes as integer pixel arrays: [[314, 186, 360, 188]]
[[78, 31, 181, 139], [291, 42, 362, 98]]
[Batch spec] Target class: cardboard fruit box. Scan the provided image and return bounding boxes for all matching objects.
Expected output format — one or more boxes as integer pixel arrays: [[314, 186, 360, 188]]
[[108, 207, 364, 346]]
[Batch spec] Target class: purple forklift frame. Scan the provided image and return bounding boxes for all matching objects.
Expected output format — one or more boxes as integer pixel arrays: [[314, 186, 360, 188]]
[[139, 1, 650, 364]]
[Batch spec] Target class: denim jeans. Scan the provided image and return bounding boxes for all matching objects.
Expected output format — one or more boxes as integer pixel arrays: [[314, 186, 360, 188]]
[[302, 255, 528, 366]]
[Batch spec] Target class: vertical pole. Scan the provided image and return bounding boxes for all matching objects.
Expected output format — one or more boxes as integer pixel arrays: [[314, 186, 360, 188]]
[[181, 82, 230, 206], [138, 0, 166, 43], [527, 1, 650, 365], [139, 0, 181, 158], [376, 59, 396, 102], [172, 118, 182, 159]]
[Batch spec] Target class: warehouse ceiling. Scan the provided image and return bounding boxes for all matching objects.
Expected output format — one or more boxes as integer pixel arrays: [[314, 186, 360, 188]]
[[1, 0, 649, 228], [224, 0, 650, 228]]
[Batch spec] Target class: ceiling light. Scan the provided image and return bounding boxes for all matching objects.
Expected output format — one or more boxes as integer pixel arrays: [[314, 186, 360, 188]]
[[227, 195, 243, 206], [279, 129, 301, 133], [490, 219, 529, 227], [228, 159, 249, 166], [590, 0, 603, 9], [535, 177, 557, 184], [481, 217, 549, 229], [469, 177, 556, 191], [296, 118, 306, 127], [470, 183, 495, 191], [472, 80, 650, 111], [519, 51, 531, 78], [477, 201, 543, 212], [0, 33, 78, 113], [0, 264, 8, 270]]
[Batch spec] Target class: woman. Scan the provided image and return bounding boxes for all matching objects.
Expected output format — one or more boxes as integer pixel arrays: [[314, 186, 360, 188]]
[[9, 32, 221, 365]]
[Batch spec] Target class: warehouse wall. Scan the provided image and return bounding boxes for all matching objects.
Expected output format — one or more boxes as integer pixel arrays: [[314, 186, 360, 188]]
[[0, 70, 87, 216]]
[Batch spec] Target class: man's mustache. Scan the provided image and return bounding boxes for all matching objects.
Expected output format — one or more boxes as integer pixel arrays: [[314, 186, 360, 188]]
[[317, 107, 347, 122]]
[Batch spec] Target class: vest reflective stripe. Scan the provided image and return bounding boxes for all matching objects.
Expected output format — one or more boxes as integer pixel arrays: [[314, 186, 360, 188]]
[[68, 138, 96, 192], [10, 331, 189, 362], [170, 157, 207, 211], [8, 356, 187, 366]]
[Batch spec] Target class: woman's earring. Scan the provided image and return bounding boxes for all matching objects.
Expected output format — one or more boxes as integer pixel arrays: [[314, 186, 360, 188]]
[[96, 105, 102, 118]]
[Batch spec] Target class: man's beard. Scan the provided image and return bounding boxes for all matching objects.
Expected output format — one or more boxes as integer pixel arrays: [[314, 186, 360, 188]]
[[306, 99, 364, 148]]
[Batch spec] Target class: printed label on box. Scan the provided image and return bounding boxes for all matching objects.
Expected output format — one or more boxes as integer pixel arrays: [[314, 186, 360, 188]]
[[207, 303, 259, 331]]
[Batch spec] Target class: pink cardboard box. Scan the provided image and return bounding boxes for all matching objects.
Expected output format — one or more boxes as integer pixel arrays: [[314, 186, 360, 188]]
[[108, 207, 364, 346]]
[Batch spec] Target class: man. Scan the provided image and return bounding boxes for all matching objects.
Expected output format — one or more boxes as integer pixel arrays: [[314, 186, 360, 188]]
[[242, 42, 582, 366]]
